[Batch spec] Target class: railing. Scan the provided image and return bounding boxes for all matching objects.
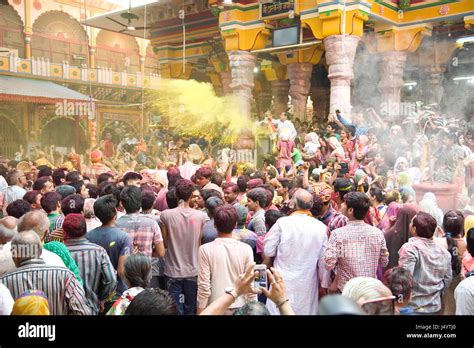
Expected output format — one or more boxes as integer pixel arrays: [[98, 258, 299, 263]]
[[0, 54, 161, 88]]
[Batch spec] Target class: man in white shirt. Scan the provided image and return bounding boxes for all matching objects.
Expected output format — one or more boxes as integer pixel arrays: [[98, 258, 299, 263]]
[[2, 170, 27, 215], [267, 111, 297, 142], [197, 204, 253, 314], [264, 189, 330, 315], [0, 217, 17, 276], [17, 210, 65, 268], [454, 275, 474, 315]]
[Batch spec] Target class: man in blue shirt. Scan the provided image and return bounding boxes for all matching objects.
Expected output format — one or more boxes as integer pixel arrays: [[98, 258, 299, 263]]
[[87, 194, 133, 295]]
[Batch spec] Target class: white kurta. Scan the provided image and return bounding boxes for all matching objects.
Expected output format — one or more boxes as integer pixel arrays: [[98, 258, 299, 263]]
[[264, 214, 330, 315]]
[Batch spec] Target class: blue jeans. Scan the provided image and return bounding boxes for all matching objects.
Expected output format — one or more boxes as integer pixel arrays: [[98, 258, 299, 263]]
[[165, 276, 197, 315]]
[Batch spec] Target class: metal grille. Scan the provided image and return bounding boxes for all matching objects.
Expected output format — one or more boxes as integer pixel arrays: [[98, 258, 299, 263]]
[[0, 116, 20, 159]]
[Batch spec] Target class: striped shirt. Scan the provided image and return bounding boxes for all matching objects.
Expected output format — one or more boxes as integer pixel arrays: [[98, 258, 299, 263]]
[[66, 238, 117, 315], [0, 259, 91, 315]]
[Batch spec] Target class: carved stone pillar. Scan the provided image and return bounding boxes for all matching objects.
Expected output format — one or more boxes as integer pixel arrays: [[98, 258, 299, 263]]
[[288, 63, 313, 121], [378, 51, 407, 119], [323, 35, 359, 116], [228, 50, 256, 118]]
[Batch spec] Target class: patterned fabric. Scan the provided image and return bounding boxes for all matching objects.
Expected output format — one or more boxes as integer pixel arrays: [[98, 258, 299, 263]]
[[0, 259, 90, 315], [327, 212, 348, 234], [82, 163, 112, 185], [11, 290, 50, 315], [323, 220, 389, 292], [106, 287, 145, 316], [66, 238, 117, 315], [116, 213, 163, 256], [43, 241, 83, 286], [398, 237, 452, 313], [247, 209, 266, 237]]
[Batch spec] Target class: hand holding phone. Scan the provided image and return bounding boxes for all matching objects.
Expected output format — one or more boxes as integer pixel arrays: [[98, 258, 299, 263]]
[[253, 265, 268, 291]]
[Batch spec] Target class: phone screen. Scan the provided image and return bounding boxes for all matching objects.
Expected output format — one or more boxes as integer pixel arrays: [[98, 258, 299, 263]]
[[254, 268, 268, 290]]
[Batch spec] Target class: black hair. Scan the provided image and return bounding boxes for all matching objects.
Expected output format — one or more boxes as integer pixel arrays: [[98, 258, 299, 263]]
[[369, 187, 384, 203], [237, 175, 249, 193], [97, 172, 114, 186], [69, 180, 85, 195], [61, 194, 85, 215], [327, 122, 340, 132], [141, 190, 156, 211], [32, 176, 51, 191], [265, 210, 285, 230], [247, 188, 268, 208], [93, 194, 118, 224], [442, 210, 464, 238], [467, 228, 474, 257], [66, 171, 82, 183], [344, 192, 371, 220], [52, 168, 67, 186], [201, 189, 223, 202], [334, 178, 354, 201], [211, 172, 223, 187], [40, 192, 62, 213], [310, 193, 324, 217], [166, 188, 178, 209], [6, 199, 31, 219], [87, 184, 99, 199], [124, 253, 152, 288], [205, 196, 224, 218], [37, 166, 52, 179], [125, 289, 178, 315], [120, 186, 142, 214]]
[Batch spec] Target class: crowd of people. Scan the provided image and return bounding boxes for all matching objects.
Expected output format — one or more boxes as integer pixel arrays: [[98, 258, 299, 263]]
[[0, 107, 473, 316]]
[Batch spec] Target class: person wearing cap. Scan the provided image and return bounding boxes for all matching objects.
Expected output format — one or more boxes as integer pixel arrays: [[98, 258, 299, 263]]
[[82, 150, 111, 185]]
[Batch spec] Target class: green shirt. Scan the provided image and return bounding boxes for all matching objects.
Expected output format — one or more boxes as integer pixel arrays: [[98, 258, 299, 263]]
[[291, 149, 302, 163]]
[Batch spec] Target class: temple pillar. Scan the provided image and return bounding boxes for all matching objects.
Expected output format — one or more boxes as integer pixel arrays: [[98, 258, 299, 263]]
[[89, 47, 96, 69], [24, 35, 32, 59], [323, 35, 359, 116], [271, 80, 290, 117], [288, 63, 313, 121], [417, 38, 457, 106], [228, 50, 256, 118], [378, 51, 407, 119], [421, 64, 446, 106], [220, 71, 233, 95]]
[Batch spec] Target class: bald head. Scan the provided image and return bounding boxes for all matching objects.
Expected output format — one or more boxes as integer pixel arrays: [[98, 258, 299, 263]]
[[17, 210, 50, 241], [11, 230, 42, 266], [294, 189, 313, 211], [0, 216, 18, 244]]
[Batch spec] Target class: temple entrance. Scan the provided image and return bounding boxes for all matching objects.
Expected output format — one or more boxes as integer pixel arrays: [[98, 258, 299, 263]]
[[0, 116, 21, 158], [40, 117, 87, 153]]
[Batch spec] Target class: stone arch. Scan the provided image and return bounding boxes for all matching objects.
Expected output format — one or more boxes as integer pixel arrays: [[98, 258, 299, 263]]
[[0, 114, 22, 158], [0, 2, 25, 57], [40, 116, 87, 153], [31, 10, 88, 64], [96, 29, 140, 73]]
